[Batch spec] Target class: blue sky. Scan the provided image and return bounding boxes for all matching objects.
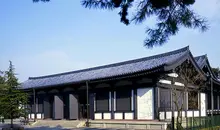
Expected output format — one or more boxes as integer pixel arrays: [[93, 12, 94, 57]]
[[0, 0, 220, 82]]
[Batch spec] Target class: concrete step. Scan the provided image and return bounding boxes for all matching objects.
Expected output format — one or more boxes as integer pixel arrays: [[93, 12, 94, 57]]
[[32, 120, 82, 128], [89, 120, 169, 130]]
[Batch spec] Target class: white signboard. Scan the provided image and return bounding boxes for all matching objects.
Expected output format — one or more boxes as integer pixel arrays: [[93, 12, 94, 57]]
[[137, 88, 154, 119]]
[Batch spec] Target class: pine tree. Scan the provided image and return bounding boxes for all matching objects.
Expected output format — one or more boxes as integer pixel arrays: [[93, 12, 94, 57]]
[[33, 0, 208, 48], [212, 67, 220, 78], [0, 61, 28, 128]]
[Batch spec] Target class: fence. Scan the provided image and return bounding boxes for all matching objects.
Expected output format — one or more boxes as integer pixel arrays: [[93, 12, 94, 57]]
[[175, 115, 220, 130]]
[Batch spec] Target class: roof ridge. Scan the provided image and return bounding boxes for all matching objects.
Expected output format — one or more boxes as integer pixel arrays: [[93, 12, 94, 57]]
[[29, 46, 189, 80], [194, 54, 207, 59]]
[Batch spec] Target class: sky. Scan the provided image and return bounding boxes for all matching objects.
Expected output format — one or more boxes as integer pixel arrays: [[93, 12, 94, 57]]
[[0, 0, 220, 82]]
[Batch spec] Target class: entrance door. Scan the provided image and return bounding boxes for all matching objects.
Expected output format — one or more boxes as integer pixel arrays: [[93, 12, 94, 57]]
[[63, 94, 69, 119], [79, 104, 87, 120], [78, 90, 88, 120], [49, 96, 54, 119]]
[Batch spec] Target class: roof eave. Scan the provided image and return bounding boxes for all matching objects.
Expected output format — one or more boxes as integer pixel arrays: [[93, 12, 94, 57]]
[[164, 51, 207, 80], [22, 66, 165, 90]]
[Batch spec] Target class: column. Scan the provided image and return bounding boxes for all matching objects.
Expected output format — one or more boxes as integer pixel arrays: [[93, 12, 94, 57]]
[[89, 93, 95, 120], [33, 89, 36, 121], [154, 87, 159, 120], [111, 90, 114, 119], [211, 78, 214, 116], [198, 91, 201, 127], [134, 88, 137, 119]]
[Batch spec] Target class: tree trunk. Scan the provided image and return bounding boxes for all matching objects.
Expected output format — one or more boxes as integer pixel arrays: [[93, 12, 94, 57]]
[[10, 109, 13, 128], [11, 118, 13, 128]]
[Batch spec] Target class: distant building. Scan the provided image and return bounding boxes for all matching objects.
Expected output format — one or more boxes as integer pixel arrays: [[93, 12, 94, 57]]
[[21, 46, 220, 120]]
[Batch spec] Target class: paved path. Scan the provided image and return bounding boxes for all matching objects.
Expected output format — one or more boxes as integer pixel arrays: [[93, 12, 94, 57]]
[[25, 126, 71, 130], [25, 127, 118, 130]]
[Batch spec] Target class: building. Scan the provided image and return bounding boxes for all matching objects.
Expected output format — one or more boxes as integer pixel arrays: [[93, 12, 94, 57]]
[[21, 46, 220, 121]]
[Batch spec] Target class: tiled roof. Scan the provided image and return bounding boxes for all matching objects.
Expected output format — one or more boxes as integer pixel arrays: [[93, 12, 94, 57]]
[[195, 55, 220, 81], [194, 55, 207, 68], [21, 47, 189, 89]]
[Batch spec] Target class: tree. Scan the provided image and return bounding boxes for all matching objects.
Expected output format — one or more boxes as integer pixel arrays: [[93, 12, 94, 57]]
[[0, 71, 5, 84], [212, 67, 220, 78], [0, 61, 28, 128], [33, 0, 208, 48], [164, 60, 206, 129]]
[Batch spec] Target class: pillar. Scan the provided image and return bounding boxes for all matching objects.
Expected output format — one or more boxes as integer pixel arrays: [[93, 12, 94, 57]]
[[134, 88, 138, 119], [33, 89, 36, 121], [89, 93, 95, 120], [111, 89, 114, 119]]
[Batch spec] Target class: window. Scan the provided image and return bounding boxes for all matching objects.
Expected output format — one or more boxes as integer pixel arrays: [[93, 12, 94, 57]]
[[174, 90, 184, 111], [116, 89, 131, 111], [96, 91, 109, 111], [160, 88, 171, 110], [188, 91, 198, 110]]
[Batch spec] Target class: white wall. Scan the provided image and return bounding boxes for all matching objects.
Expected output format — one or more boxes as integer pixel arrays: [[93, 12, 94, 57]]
[[137, 88, 154, 120], [200, 93, 206, 117], [94, 113, 102, 119], [159, 110, 200, 120]]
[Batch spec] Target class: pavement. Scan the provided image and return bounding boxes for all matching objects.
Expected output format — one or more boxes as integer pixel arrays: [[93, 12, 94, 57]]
[[0, 123, 119, 130], [25, 127, 118, 130]]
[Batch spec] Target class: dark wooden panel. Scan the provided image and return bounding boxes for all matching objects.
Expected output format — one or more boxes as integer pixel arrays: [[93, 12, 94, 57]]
[[96, 91, 109, 111], [37, 95, 44, 113], [89, 93, 95, 120], [116, 89, 131, 111], [159, 88, 171, 111]]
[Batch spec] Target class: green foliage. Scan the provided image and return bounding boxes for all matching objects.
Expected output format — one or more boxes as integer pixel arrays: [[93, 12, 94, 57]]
[[212, 67, 220, 78], [82, 0, 208, 48], [0, 61, 28, 127], [32, 0, 208, 48]]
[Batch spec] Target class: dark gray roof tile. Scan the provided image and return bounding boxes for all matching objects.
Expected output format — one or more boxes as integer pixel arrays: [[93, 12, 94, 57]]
[[21, 46, 189, 89]]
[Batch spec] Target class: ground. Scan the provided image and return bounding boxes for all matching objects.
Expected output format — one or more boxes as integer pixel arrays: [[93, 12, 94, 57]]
[[25, 127, 118, 130], [0, 123, 119, 130]]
